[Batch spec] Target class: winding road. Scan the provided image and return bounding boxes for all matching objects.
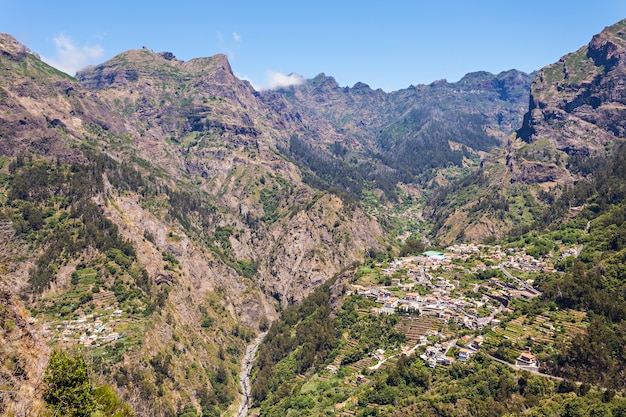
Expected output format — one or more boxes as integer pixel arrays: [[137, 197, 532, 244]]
[[236, 331, 267, 417], [485, 353, 577, 383]]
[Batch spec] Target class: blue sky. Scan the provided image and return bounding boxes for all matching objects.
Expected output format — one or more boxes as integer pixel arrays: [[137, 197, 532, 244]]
[[2, 1, 625, 91]]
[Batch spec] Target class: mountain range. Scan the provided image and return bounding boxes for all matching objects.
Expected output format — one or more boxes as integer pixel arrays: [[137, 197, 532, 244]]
[[0, 18, 625, 417]]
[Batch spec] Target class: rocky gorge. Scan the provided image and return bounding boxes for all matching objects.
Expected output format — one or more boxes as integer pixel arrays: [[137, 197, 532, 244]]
[[0, 18, 625, 416]]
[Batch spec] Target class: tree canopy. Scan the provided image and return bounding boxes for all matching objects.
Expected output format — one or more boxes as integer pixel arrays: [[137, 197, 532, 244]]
[[43, 350, 95, 417]]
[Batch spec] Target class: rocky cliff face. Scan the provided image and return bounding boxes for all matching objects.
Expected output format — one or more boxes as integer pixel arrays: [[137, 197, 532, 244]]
[[0, 34, 384, 415], [74, 46, 385, 307], [3, 19, 624, 414], [428, 20, 626, 245], [518, 19, 626, 156], [0, 221, 48, 416], [0, 34, 125, 162]]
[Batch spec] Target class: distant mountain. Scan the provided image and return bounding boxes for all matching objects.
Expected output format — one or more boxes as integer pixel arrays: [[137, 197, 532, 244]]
[[1, 18, 625, 416], [260, 69, 532, 198], [427, 19, 626, 244]]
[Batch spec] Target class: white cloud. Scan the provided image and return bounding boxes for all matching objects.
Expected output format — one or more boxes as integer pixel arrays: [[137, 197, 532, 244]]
[[233, 71, 304, 91], [235, 74, 259, 91], [266, 71, 305, 90], [42, 34, 104, 76], [233, 32, 242, 42]]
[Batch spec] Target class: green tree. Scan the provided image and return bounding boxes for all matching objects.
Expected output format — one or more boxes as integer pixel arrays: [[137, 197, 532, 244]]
[[178, 405, 200, 417], [399, 237, 426, 257], [43, 350, 95, 417]]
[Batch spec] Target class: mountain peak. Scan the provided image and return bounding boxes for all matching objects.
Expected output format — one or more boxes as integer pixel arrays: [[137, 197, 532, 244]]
[[351, 81, 371, 91], [587, 19, 626, 70], [183, 53, 233, 76], [76, 48, 237, 90], [208, 52, 230, 67], [517, 19, 626, 153], [311, 72, 338, 84], [0, 33, 39, 61]]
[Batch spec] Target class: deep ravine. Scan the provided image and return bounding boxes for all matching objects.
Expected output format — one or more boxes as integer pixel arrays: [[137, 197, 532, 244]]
[[236, 331, 267, 417]]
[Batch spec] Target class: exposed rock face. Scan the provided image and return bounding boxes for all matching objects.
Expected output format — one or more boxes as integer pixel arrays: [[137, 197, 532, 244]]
[[518, 19, 626, 156], [0, 35, 130, 163], [0, 34, 534, 328], [72, 44, 388, 312], [260, 193, 382, 304], [0, 33, 37, 60], [0, 220, 48, 416], [4, 19, 623, 412], [515, 160, 564, 184], [264, 69, 532, 149], [428, 20, 626, 245], [588, 28, 626, 69], [1, 34, 386, 414]]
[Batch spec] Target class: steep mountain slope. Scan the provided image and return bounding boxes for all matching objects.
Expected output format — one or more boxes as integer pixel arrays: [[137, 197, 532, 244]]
[[249, 21, 626, 417], [74, 47, 384, 305], [0, 34, 384, 415], [0, 221, 49, 416], [0, 34, 120, 161], [3, 18, 625, 416], [427, 19, 626, 244], [257, 70, 532, 206], [518, 19, 626, 155]]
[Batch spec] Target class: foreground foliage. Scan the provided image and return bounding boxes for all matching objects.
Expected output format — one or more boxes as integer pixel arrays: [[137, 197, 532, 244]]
[[44, 350, 133, 417]]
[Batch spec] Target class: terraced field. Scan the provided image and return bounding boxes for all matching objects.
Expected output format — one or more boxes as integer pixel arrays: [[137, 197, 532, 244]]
[[484, 310, 588, 361], [396, 316, 443, 345]]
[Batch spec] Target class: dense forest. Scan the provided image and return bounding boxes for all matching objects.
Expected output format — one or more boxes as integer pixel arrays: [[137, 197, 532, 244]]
[[251, 278, 340, 406], [376, 108, 493, 180], [280, 134, 401, 202], [3, 153, 142, 295], [527, 143, 626, 388]]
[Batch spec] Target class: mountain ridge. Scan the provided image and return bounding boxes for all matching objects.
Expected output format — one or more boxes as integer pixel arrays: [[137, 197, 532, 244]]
[[0, 32, 386, 415], [426, 19, 626, 244], [518, 19, 626, 155], [1, 19, 626, 416]]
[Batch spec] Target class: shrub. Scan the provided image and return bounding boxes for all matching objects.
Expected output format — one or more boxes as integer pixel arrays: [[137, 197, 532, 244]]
[[43, 350, 95, 417]]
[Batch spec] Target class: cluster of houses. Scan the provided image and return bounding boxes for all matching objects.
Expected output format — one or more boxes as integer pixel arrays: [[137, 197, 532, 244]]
[[350, 244, 548, 366], [418, 334, 486, 367], [44, 308, 124, 347], [355, 282, 505, 330], [352, 245, 544, 328], [445, 243, 553, 274]]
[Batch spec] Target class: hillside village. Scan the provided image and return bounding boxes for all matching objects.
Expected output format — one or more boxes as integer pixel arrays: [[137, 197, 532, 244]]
[[349, 243, 555, 367], [42, 243, 558, 370], [1, 15, 625, 417], [43, 307, 125, 348]]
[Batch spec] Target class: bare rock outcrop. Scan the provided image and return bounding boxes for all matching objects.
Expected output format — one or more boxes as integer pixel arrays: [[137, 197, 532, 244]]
[[518, 19, 626, 158]]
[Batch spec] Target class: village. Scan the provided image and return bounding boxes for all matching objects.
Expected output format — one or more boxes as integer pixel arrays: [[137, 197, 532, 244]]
[[349, 243, 550, 369], [42, 306, 125, 348], [42, 243, 558, 372]]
